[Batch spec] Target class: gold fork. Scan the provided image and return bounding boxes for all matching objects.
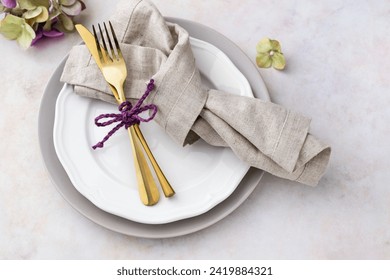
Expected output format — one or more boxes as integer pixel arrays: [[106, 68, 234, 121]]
[[94, 22, 175, 199], [92, 22, 171, 206], [93, 22, 175, 201]]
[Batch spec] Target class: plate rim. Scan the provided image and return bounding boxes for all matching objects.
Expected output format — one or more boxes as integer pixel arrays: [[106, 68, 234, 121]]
[[38, 17, 268, 238]]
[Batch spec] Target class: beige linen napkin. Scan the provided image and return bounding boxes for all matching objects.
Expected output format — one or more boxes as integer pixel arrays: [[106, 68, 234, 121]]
[[61, 0, 331, 186]]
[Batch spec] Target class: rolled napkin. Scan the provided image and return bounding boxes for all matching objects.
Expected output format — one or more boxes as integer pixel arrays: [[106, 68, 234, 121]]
[[61, 0, 331, 186]]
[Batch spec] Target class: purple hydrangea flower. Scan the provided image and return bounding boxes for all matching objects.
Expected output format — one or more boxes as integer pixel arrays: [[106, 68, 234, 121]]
[[1, 0, 17, 8], [31, 28, 64, 45]]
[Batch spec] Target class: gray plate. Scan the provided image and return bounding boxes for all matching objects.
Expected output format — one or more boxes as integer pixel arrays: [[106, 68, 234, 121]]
[[38, 18, 269, 238]]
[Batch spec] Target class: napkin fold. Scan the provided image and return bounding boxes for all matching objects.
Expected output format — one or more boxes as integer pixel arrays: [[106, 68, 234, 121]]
[[60, 0, 331, 186]]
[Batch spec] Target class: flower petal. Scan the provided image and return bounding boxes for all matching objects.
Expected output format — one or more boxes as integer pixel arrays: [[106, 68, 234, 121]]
[[43, 29, 64, 37], [18, 0, 50, 9], [270, 39, 282, 52], [256, 37, 272, 53], [1, 0, 17, 8], [42, 18, 51, 31], [34, 6, 49, 23], [0, 14, 23, 40], [17, 0, 36, 9], [60, 0, 77, 6], [256, 53, 272, 68], [31, 28, 43, 45], [23, 6, 43, 19], [79, 0, 86, 10], [16, 22, 36, 49], [61, 1, 82, 16], [272, 52, 286, 70], [58, 13, 74, 31]]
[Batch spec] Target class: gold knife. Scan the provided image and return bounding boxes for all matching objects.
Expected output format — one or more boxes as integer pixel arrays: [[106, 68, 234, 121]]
[[75, 24, 175, 198]]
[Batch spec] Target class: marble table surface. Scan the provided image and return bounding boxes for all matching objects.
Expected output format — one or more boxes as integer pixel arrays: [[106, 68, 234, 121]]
[[1, 0, 389, 259]]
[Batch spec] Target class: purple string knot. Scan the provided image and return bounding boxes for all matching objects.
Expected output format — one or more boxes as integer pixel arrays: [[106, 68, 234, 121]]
[[92, 79, 157, 150]]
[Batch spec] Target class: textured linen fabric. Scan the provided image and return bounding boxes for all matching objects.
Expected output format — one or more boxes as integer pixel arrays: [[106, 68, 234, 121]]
[[61, 0, 331, 186]]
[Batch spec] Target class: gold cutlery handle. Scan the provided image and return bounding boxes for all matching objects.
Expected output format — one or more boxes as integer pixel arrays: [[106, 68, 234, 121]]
[[128, 126, 160, 206], [115, 85, 160, 205], [134, 124, 175, 197], [85, 23, 164, 206]]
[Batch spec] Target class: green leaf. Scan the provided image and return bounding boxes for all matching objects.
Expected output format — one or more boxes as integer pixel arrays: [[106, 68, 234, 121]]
[[0, 14, 24, 40], [272, 52, 286, 70]]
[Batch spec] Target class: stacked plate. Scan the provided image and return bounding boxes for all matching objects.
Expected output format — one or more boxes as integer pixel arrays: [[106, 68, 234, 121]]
[[38, 18, 269, 238]]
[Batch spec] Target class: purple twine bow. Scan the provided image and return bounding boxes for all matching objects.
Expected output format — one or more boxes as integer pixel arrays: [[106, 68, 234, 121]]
[[92, 79, 157, 150]]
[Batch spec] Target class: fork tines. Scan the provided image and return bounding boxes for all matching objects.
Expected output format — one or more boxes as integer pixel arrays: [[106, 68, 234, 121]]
[[92, 21, 122, 62]]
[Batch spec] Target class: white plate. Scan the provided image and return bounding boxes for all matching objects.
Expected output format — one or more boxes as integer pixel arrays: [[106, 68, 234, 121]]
[[53, 37, 253, 224], [39, 17, 269, 238]]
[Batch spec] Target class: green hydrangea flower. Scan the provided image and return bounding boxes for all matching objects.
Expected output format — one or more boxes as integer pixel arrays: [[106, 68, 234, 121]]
[[0, 0, 86, 48], [0, 13, 35, 49], [256, 37, 286, 70], [23, 5, 49, 24]]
